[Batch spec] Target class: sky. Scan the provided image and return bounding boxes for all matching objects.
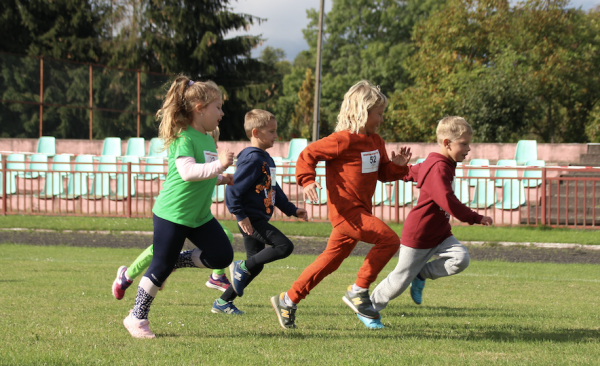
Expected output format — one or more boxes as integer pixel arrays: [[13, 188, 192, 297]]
[[227, 0, 599, 62]]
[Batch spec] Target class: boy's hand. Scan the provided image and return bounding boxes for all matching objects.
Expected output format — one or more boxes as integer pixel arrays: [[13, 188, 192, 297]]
[[222, 173, 234, 185], [391, 147, 412, 166], [303, 181, 322, 204], [238, 217, 253, 235], [219, 148, 234, 168], [296, 208, 309, 221], [480, 216, 493, 226]]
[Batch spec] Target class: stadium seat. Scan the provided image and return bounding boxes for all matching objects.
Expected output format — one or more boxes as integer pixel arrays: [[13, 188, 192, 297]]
[[372, 181, 388, 206], [20, 153, 48, 179], [36, 136, 56, 156], [125, 137, 146, 157], [413, 158, 426, 185], [62, 155, 94, 199], [114, 156, 141, 200], [36, 154, 71, 198], [140, 138, 167, 180], [282, 138, 308, 184], [383, 180, 415, 206], [271, 156, 284, 186], [6, 154, 25, 194], [147, 138, 167, 158], [515, 140, 538, 165], [101, 137, 122, 156], [454, 178, 470, 204], [495, 179, 526, 210], [467, 159, 491, 187], [306, 162, 327, 204], [494, 159, 518, 187], [523, 160, 545, 187], [468, 180, 497, 209], [88, 156, 117, 199], [212, 166, 236, 203]]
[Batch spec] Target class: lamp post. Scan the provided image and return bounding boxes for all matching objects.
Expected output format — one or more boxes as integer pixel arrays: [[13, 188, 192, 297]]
[[312, 0, 325, 142]]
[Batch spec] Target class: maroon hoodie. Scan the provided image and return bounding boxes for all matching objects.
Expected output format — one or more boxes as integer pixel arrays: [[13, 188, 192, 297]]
[[401, 152, 483, 249]]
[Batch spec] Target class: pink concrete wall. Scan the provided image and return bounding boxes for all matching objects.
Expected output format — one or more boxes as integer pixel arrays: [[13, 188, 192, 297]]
[[0, 138, 588, 165]]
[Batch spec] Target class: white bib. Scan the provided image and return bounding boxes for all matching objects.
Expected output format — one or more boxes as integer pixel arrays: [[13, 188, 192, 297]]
[[203, 151, 218, 163], [270, 167, 277, 187], [361, 150, 380, 173]]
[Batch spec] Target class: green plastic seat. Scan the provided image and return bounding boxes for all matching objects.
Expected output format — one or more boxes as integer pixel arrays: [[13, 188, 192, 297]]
[[6, 154, 25, 194], [372, 181, 388, 206], [37, 136, 56, 156], [383, 180, 416, 206], [61, 155, 94, 199], [101, 137, 122, 156], [125, 138, 146, 157], [523, 160, 545, 187], [494, 159, 518, 187], [147, 138, 167, 158], [412, 159, 426, 185], [88, 156, 117, 199], [468, 180, 497, 209], [140, 138, 167, 180], [36, 154, 71, 198], [282, 138, 308, 184], [515, 140, 537, 165], [467, 159, 491, 187], [21, 153, 48, 179], [454, 178, 470, 204], [114, 156, 141, 200], [495, 179, 526, 210]]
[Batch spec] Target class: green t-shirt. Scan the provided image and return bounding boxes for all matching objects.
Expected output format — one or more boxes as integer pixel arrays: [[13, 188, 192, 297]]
[[152, 128, 217, 227]]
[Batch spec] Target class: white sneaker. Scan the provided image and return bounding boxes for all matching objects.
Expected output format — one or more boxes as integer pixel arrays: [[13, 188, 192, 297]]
[[123, 310, 155, 339]]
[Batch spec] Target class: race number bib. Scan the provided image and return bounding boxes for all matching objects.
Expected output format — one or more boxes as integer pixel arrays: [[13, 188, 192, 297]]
[[361, 150, 380, 173], [270, 167, 277, 187], [203, 151, 218, 163]]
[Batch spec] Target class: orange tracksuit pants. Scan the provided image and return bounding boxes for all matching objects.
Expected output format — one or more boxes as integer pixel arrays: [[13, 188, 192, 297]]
[[287, 211, 400, 304]]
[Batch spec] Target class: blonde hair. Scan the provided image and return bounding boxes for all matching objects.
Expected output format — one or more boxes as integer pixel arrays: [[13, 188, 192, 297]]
[[436, 116, 473, 145], [335, 80, 388, 134], [156, 75, 222, 151], [244, 109, 275, 139], [208, 126, 220, 143]]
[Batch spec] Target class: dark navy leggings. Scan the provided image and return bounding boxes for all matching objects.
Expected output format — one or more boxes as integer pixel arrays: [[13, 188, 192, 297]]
[[144, 214, 234, 287]]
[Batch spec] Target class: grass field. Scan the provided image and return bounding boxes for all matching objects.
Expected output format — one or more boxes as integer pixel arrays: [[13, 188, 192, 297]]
[[1, 215, 599, 245], [1, 244, 599, 365]]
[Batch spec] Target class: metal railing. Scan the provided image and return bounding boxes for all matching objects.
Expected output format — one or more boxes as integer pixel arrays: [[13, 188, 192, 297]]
[[2, 158, 600, 228]]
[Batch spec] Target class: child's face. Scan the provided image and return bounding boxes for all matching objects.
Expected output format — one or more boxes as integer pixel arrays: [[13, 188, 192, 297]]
[[443, 133, 472, 163], [254, 118, 278, 150], [363, 104, 385, 135], [197, 98, 224, 133]]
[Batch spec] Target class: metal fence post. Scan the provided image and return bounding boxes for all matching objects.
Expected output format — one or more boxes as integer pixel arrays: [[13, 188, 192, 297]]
[[39, 57, 44, 137], [541, 167, 547, 225], [2, 158, 6, 215], [127, 162, 132, 218]]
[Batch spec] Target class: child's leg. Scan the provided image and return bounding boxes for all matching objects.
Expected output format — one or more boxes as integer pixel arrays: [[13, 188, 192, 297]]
[[185, 218, 234, 270], [244, 219, 294, 273], [340, 212, 400, 289], [419, 236, 470, 280], [212, 268, 226, 276], [370, 245, 437, 311], [287, 226, 357, 304], [127, 245, 154, 279]]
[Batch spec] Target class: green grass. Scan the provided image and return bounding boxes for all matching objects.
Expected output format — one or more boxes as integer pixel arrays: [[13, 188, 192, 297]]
[[0, 244, 598, 365], [1, 215, 599, 245]]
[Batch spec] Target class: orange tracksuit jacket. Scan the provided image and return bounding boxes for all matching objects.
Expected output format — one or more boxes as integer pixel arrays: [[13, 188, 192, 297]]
[[288, 131, 409, 303]]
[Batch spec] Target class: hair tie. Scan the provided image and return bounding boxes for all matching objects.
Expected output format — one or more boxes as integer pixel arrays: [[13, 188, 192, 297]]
[[188, 80, 195, 86]]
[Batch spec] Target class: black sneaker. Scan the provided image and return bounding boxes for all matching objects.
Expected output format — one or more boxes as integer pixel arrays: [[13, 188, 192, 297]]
[[342, 285, 380, 319], [270, 293, 297, 329]]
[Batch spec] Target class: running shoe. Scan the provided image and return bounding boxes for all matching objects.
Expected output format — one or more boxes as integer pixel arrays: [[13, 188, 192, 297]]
[[123, 310, 155, 339], [357, 313, 385, 329], [410, 277, 425, 305], [270, 293, 297, 329], [229, 260, 250, 297], [112, 266, 133, 300], [205, 274, 231, 292], [342, 285, 380, 319], [211, 300, 244, 315]]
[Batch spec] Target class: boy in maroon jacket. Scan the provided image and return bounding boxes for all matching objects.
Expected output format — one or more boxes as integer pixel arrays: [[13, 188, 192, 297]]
[[366, 116, 493, 328]]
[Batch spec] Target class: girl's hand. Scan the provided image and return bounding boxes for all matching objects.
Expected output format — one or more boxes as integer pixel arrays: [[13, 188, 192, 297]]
[[391, 147, 412, 166], [221, 173, 234, 185], [219, 148, 234, 168], [303, 181, 322, 204]]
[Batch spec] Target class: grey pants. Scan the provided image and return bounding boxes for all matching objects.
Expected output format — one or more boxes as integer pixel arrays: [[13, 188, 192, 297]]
[[370, 236, 470, 311]]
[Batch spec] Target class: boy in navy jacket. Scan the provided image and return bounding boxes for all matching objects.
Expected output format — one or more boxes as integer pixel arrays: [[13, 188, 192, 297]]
[[212, 109, 308, 314]]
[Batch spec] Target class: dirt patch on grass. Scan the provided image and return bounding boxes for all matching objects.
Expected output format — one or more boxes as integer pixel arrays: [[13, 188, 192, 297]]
[[1, 230, 600, 265]]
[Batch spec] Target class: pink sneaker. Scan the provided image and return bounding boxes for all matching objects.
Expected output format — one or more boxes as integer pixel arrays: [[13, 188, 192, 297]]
[[123, 310, 155, 339], [112, 266, 133, 300], [205, 274, 231, 292]]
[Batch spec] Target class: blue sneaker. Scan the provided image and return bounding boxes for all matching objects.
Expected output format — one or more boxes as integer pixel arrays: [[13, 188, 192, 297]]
[[229, 260, 251, 297], [357, 313, 384, 329], [410, 277, 425, 305], [211, 300, 244, 315]]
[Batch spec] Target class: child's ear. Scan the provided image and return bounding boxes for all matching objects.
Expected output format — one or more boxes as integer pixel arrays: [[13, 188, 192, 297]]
[[251, 128, 259, 138], [443, 138, 452, 149], [194, 103, 204, 113]]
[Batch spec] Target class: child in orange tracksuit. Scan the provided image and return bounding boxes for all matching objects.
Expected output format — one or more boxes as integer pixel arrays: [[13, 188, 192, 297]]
[[270, 80, 412, 329]]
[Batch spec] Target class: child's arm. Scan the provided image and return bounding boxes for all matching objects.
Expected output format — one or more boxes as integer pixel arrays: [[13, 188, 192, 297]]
[[225, 159, 262, 223], [175, 148, 233, 182], [274, 184, 307, 220], [429, 164, 485, 225], [296, 134, 340, 203]]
